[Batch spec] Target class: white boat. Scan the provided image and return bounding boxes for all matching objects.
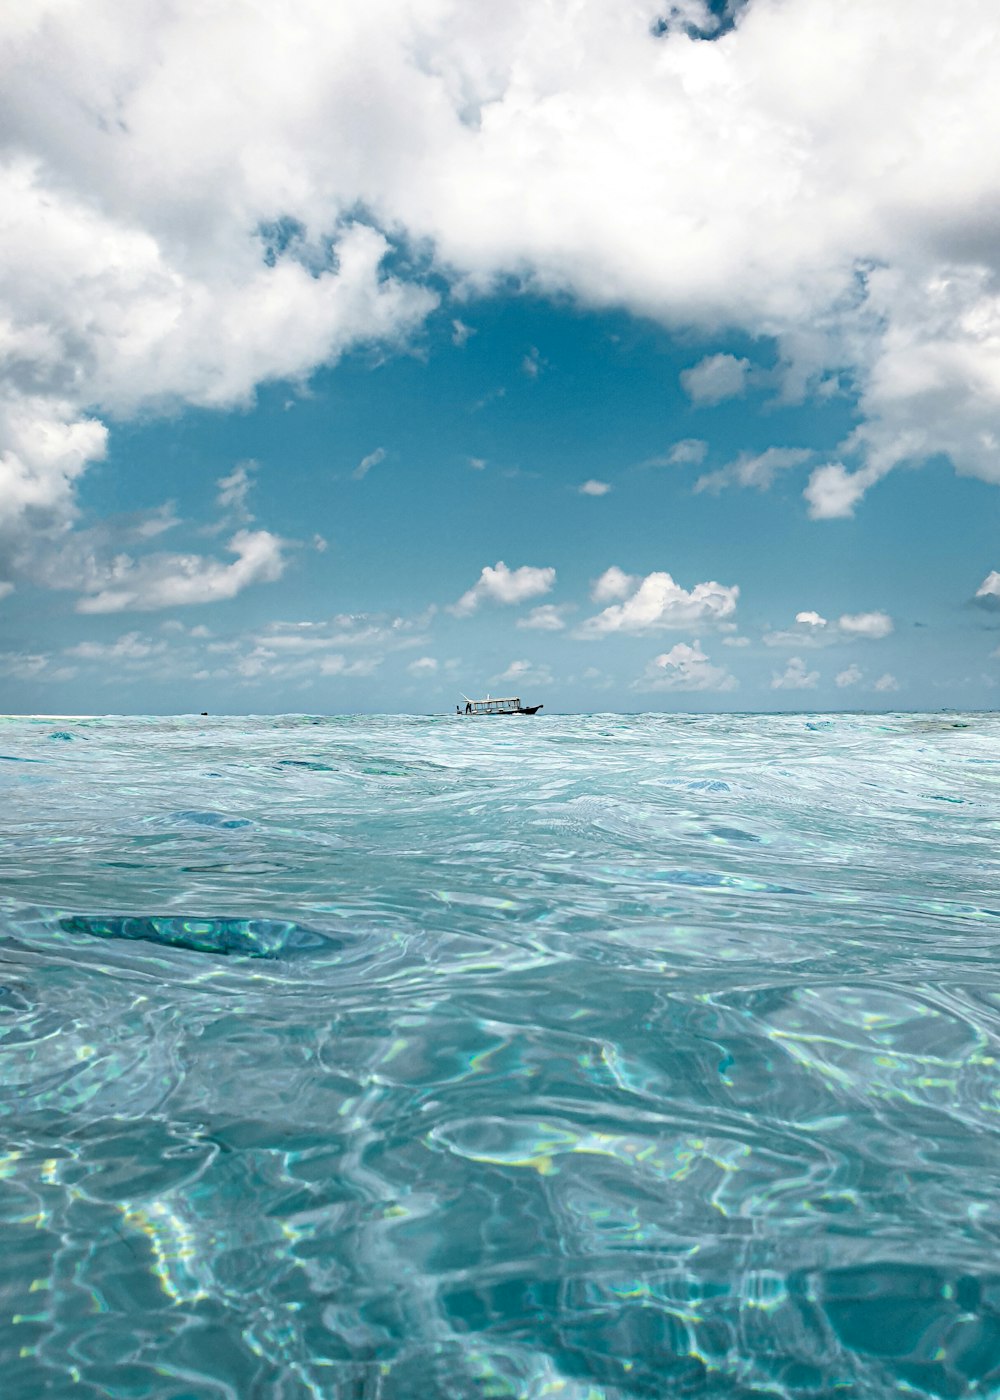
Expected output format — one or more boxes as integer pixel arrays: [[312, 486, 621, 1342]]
[[456, 694, 543, 716]]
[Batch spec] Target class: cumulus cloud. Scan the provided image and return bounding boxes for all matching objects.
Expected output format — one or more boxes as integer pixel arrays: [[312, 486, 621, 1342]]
[[591, 566, 637, 604], [803, 463, 874, 520], [634, 641, 737, 692], [838, 611, 894, 639], [6, 0, 1000, 554], [407, 655, 438, 676], [579, 479, 611, 496], [681, 354, 752, 406], [764, 609, 893, 647], [0, 399, 108, 545], [0, 143, 433, 563], [874, 672, 900, 692], [973, 571, 1000, 610], [76, 529, 287, 613], [695, 447, 812, 495], [835, 663, 863, 688], [517, 603, 573, 631], [578, 570, 738, 637], [647, 439, 708, 468], [771, 657, 820, 690], [450, 561, 555, 616]]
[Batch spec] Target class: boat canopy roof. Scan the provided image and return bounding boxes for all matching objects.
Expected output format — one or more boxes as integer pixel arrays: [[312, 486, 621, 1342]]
[[464, 696, 521, 712]]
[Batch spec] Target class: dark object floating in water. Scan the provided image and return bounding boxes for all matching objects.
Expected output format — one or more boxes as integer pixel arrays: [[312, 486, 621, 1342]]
[[456, 694, 543, 716], [57, 913, 339, 958], [200, 712, 208, 716]]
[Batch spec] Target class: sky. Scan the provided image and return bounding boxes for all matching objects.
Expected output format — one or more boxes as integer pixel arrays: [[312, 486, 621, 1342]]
[[2, 0, 1000, 714]]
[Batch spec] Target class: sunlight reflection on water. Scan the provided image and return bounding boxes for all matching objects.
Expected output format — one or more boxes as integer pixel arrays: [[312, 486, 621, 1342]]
[[1, 711, 999, 1397]]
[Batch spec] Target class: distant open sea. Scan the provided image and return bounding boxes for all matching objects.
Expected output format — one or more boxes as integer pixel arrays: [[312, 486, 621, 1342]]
[[1, 711, 999, 1399]]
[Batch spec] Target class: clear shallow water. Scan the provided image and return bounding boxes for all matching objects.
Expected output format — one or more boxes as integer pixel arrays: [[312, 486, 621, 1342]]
[[1, 711, 999, 1399]]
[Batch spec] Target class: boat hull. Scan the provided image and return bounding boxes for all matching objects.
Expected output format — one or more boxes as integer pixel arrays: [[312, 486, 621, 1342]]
[[457, 709, 542, 716]]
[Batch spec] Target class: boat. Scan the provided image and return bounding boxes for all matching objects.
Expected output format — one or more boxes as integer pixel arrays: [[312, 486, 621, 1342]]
[[456, 694, 544, 716]]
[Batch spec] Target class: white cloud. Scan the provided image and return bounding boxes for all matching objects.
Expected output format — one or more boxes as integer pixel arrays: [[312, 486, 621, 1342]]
[[450, 560, 555, 616], [973, 570, 1000, 610], [723, 634, 750, 647], [874, 672, 900, 692], [66, 631, 167, 661], [468, 456, 487, 471], [695, 447, 812, 495], [6, 0, 1000, 553], [764, 609, 893, 647], [771, 657, 820, 690], [590, 566, 637, 604], [319, 655, 381, 677], [579, 479, 611, 496], [522, 347, 544, 378], [0, 141, 433, 563], [634, 640, 737, 692], [251, 611, 431, 654], [517, 603, 572, 631], [215, 461, 256, 523], [0, 651, 77, 683], [155, 608, 432, 685], [451, 319, 475, 347], [0, 398, 108, 541], [835, 663, 863, 688], [75, 529, 287, 613], [804, 463, 876, 520], [649, 439, 708, 468], [235, 651, 380, 682], [578, 570, 738, 637], [681, 354, 752, 406], [838, 611, 893, 639], [353, 447, 386, 481]]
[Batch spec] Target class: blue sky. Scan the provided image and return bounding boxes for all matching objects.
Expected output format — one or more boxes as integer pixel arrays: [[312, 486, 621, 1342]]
[[2, 0, 1000, 713]]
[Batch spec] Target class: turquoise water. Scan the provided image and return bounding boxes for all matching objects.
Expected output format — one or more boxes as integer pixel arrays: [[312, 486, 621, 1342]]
[[1, 712, 999, 1399]]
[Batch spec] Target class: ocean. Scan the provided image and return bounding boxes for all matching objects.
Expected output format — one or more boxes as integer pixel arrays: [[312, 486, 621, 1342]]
[[1, 711, 998, 1399]]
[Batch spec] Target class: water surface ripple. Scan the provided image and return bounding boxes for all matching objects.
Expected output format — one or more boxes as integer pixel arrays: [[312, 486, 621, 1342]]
[[1, 712, 999, 1398]]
